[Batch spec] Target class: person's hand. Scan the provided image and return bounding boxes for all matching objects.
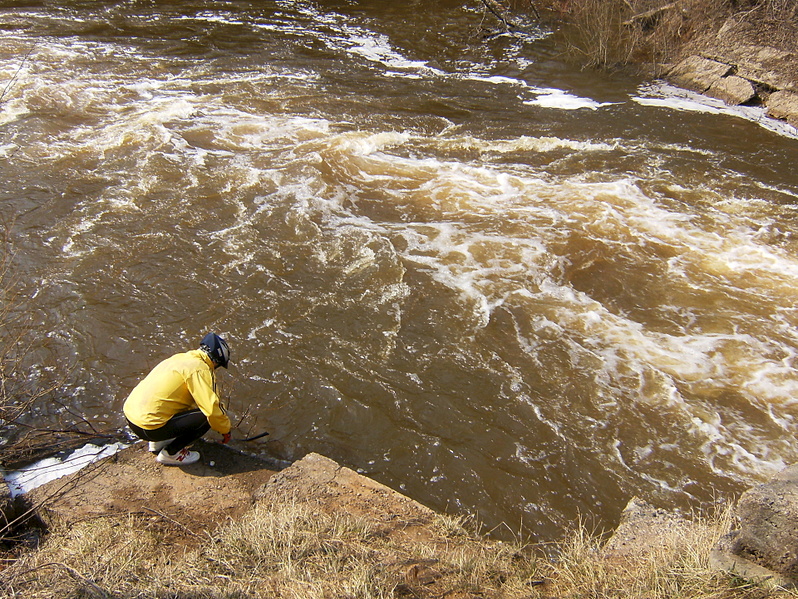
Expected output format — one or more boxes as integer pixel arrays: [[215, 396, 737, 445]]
[[222, 432, 231, 444]]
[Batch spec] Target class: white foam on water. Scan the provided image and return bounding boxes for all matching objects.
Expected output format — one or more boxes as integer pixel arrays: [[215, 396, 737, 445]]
[[0, 142, 17, 157], [744, 360, 798, 409], [0, 97, 28, 126], [345, 34, 442, 75], [331, 130, 410, 156], [280, 2, 444, 78], [748, 182, 798, 203], [89, 95, 200, 152], [463, 73, 615, 111], [310, 133, 798, 410], [4, 442, 127, 498], [437, 134, 616, 154], [175, 11, 245, 26], [611, 439, 686, 493], [194, 109, 332, 152], [634, 81, 798, 139], [525, 87, 617, 111], [353, 162, 796, 480], [0, 43, 36, 125], [462, 73, 535, 88], [640, 140, 717, 157]]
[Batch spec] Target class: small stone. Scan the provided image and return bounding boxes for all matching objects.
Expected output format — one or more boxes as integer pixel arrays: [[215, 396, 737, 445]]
[[601, 497, 691, 560]]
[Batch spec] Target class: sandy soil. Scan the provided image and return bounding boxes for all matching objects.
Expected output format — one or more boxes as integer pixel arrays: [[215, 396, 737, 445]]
[[21, 439, 439, 554], [13, 446, 510, 598]]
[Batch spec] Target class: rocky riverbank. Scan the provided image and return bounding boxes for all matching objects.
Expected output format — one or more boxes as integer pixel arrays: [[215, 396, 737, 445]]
[[665, 27, 798, 126], [535, 1, 798, 129], [0, 442, 542, 598], [3, 440, 798, 598]]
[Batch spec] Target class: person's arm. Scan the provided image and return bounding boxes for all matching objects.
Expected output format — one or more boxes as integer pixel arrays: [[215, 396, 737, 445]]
[[186, 369, 232, 435]]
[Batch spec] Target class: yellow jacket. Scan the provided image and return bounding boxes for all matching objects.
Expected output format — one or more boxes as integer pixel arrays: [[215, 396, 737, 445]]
[[123, 349, 232, 434]]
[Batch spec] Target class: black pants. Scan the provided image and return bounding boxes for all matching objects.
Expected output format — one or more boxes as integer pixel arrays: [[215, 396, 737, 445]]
[[126, 409, 210, 455]]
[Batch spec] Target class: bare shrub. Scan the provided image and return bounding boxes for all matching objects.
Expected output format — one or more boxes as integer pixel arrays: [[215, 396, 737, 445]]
[[540, 0, 724, 68], [0, 217, 119, 476], [761, 0, 798, 20], [569, 1, 634, 67]]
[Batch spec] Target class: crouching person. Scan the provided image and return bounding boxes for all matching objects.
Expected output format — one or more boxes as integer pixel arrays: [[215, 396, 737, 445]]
[[124, 332, 233, 466]]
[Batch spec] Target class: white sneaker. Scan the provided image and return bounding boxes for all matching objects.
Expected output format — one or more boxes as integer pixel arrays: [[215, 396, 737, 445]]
[[148, 438, 176, 453], [156, 447, 200, 466]]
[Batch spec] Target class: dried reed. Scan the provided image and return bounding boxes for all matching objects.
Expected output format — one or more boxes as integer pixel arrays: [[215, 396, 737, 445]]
[[534, 0, 797, 68]]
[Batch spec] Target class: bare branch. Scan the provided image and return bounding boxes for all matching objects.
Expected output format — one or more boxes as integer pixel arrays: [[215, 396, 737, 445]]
[[0, 45, 35, 104], [479, 0, 541, 39], [7, 562, 110, 599], [623, 1, 680, 27]]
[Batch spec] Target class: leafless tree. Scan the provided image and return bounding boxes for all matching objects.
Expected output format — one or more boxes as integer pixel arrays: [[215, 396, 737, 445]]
[[479, 0, 541, 39]]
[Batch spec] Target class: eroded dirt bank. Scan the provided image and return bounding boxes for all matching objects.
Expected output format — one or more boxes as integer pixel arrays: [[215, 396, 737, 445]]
[[4, 443, 542, 598]]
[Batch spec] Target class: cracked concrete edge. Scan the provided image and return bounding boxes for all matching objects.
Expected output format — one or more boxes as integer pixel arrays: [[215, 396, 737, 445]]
[[600, 497, 693, 560], [709, 535, 797, 590], [252, 452, 435, 522]]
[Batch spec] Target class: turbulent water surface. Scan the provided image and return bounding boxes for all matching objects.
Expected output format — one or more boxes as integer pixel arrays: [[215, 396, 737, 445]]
[[2, 0, 798, 540]]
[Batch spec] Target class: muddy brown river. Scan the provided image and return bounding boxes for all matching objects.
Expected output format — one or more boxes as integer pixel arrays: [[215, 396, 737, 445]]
[[2, 0, 798, 540]]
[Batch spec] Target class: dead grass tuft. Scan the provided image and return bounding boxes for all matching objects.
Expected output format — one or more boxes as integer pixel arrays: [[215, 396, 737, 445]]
[[545, 504, 798, 599], [204, 498, 392, 598]]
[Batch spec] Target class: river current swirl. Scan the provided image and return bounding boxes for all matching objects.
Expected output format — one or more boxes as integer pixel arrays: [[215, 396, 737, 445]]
[[2, 0, 798, 539]]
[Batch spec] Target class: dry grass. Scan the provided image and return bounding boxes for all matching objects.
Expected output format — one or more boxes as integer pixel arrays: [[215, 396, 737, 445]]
[[0, 496, 540, 598], [533, 0, 798, 69], [544, 505, 798, 599], [1, 496, 796, 599]]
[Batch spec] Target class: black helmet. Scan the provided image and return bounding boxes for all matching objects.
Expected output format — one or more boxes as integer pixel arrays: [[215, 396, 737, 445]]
[[200, 332, 230, 368]]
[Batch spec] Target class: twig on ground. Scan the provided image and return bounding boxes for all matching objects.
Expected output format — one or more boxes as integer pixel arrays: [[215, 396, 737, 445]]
[[143, 506, 205, 540], [623, 1, 680, 27], [5, 561, 111, 599]]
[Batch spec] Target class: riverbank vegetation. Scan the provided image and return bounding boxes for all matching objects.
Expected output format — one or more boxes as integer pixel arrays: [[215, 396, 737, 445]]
[[0, 220, 119, 548], [518, 0, 798, 69], [2, 493, 794, 599]]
